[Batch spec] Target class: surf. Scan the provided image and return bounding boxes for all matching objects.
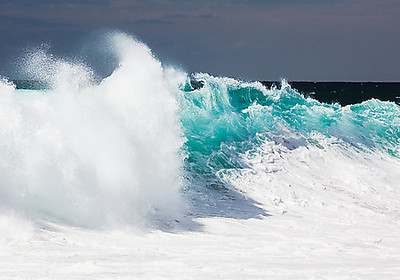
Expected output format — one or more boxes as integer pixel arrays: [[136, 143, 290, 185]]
[[0, 31, 399, 234], [0, 33, 185, 229]]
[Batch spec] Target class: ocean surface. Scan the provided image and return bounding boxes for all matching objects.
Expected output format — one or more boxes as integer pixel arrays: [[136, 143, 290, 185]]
[[12, 80, 400, 106], [1, 32, 400, 278], [262, 81, 400, 106]]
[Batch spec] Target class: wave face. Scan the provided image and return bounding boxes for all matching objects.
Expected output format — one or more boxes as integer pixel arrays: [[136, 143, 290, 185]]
[[1, 32, 400, 230], [176, 73, 400, 218], [178, 73, 400, 176]]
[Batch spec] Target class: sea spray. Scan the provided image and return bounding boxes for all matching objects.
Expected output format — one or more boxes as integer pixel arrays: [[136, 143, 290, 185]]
[[0, 33, 185, 228]]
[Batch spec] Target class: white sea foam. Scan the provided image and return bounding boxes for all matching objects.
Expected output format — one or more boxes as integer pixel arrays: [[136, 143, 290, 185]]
[[0, 33, 185, 229], [218, 133, 400, 217]]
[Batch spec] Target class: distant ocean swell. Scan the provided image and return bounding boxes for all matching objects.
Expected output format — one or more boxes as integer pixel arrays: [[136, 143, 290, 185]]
[[0, 32, 399, 229]]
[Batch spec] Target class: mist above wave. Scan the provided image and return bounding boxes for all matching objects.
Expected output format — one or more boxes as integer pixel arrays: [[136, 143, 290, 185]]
[[0, 33, 185, 229]]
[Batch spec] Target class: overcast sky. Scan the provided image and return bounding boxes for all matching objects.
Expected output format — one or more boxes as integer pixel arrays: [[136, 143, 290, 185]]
[[0, 0, 399, 81]]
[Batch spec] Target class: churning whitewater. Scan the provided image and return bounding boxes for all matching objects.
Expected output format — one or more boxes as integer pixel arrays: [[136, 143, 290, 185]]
[[0, 33, 185, 228], [1, 32, 400, 278]]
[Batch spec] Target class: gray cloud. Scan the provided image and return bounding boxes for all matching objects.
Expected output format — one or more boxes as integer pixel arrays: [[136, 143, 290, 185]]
[[164, 13, 188, 19], [132, 19, 174, 25], [0, 0, 399, 81]]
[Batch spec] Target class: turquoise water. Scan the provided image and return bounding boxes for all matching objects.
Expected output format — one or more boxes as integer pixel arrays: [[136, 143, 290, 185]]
[[178, 74, 400, 184]]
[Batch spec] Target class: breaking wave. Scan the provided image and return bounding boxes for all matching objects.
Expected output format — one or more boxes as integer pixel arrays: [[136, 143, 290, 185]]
[[1, 32, 399, 232], [0, 33, 184, 228]]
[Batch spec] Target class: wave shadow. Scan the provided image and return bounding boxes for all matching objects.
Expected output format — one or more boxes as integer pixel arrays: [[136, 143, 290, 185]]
[[164, 178, 270, 233]]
